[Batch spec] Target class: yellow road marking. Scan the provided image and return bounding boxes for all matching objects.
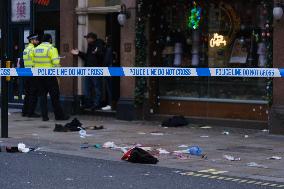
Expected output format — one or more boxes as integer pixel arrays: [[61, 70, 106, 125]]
[[179, 171, 282, 188]]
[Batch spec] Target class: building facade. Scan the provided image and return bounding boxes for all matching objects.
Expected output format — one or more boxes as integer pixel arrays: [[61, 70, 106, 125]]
[[2, 0, 284, 134], [70, 0, 284, 134]]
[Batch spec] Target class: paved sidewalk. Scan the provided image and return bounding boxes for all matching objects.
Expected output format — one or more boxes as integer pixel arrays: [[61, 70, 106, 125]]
[[1, 110, 284, 183]]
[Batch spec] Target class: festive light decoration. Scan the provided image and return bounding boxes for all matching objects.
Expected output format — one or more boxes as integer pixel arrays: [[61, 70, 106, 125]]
[[34, 0, 50, 6], [188, 1, 202, 30], [210, 33, 227, 48], [135, 0, 148, 107]]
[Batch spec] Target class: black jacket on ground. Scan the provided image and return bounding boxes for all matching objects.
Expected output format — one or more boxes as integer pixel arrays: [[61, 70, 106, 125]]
[[78, 39, 105, 67]]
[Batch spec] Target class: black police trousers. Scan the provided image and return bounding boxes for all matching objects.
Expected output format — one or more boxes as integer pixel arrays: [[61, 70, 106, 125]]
[[22, 77, 38, 116], [37, 77, 65, 119]]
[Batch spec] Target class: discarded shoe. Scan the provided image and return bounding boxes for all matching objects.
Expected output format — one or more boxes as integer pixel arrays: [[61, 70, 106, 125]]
[[65, 118, 82, 131], [122, 147, 159, 164], [162, 116, 188, 127], [86, 126, 104, 130]]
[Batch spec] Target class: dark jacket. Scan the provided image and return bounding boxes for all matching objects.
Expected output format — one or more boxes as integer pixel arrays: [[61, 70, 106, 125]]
[[103, 46, 113, 67], [78, 39, 105, 67]]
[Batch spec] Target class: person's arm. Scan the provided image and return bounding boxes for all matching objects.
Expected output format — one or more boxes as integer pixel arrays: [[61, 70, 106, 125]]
[[78, 51, 87, 61], [50, 47, 60, 67]]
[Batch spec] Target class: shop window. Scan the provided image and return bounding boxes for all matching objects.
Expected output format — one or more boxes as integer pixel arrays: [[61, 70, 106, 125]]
[[149, 0, 272, 102]]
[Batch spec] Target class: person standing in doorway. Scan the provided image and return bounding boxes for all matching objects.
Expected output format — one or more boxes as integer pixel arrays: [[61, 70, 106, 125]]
[[22, 33, 40, 118], [101, 35, 115, 111], [33, 34, 69, 121], [71, 32, 105, 111]]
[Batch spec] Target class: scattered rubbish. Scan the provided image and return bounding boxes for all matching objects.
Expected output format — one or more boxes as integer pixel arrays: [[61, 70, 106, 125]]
[[267, 156, 282, 160], [200, 136, 209, 138], [244, 135, 249, 138], [121, 147, 158, 164], [103, 142, 117, 149], [94, 144, 102, 149], [178, 145, 189, 148], [138, 132, 147, 135], [222, 131, 230, 135], [18, 143, 30, 153], [223, 155, 241, 161], [4, 147, 19, 153], [188, 146, 203, 156], [0, 144, 34, 154], [8, 112, 11, 116], [247, 162, 268, 169], [103, 176, 114, 178], [157, 148, 170, 154], [79, 128, 92, 138], [65, 178, 74, 181], [200, 126, 212, 129], [262, 129, 269, 132], [140, 147, 153, 151], [85, 126, 104, 130], [32, 133, 39, 137], [173, 150, 189, 154], [80, 143, 89, 149], [161, 116, 188, 127], [150, 132, 164, 136], [175, 154, 190, 160], [65, 118, 83, 132]]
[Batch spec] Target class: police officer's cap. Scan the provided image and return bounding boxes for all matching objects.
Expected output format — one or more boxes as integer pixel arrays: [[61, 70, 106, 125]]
[[84, 32, 97, 40], [27, 33, 39, 40]]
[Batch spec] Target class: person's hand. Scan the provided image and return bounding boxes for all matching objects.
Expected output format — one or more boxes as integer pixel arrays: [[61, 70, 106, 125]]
[[71, 49, 79, 55]]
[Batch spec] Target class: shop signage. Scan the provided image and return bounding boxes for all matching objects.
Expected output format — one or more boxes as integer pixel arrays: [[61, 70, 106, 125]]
[[124, 43, 132, 52], [210, 33, 227, 48], [11, 0, 31, 22]]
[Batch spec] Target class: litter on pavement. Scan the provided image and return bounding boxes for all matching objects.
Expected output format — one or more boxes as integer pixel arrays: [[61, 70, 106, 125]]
[[18, 143, 30, 153], [247, 162, 268, 169], [267, 156, 282, 160], [0, 143, 34, 153], [161, 116, 188, 128], [103, 142, 117, 149], [79, 128, 93, 138], [200, 136, 209, 138], [223, 155, 241, 161], [85, 126, 104, 130], [222, 131, 230, 135], [121, 147, 159, 164], [178, 145, 189, 148], [157, 148, 170, 154], [200, 126, 212, 129], [150, 132, 164, 136]]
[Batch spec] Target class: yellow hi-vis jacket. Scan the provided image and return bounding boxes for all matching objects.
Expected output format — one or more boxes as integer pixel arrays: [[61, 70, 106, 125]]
[[33, 42, 60, 68], [23, 43, 35, 68]]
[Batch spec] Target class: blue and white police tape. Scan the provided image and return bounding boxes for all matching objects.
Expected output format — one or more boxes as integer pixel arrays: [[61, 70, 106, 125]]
[[1, 67, 284, 77]]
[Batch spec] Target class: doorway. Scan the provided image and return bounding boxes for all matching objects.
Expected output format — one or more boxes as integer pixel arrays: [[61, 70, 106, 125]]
[[103, 13, 121, 110]]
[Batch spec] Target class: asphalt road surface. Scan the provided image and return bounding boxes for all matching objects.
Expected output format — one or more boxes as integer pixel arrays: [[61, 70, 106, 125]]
[[0, 152, 281, 189]]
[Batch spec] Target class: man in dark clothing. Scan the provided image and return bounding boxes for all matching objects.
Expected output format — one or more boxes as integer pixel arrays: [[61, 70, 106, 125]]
[[71, 32, 105, 110], [22, 33, 40, 118], [101, 36, 115, 111]]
